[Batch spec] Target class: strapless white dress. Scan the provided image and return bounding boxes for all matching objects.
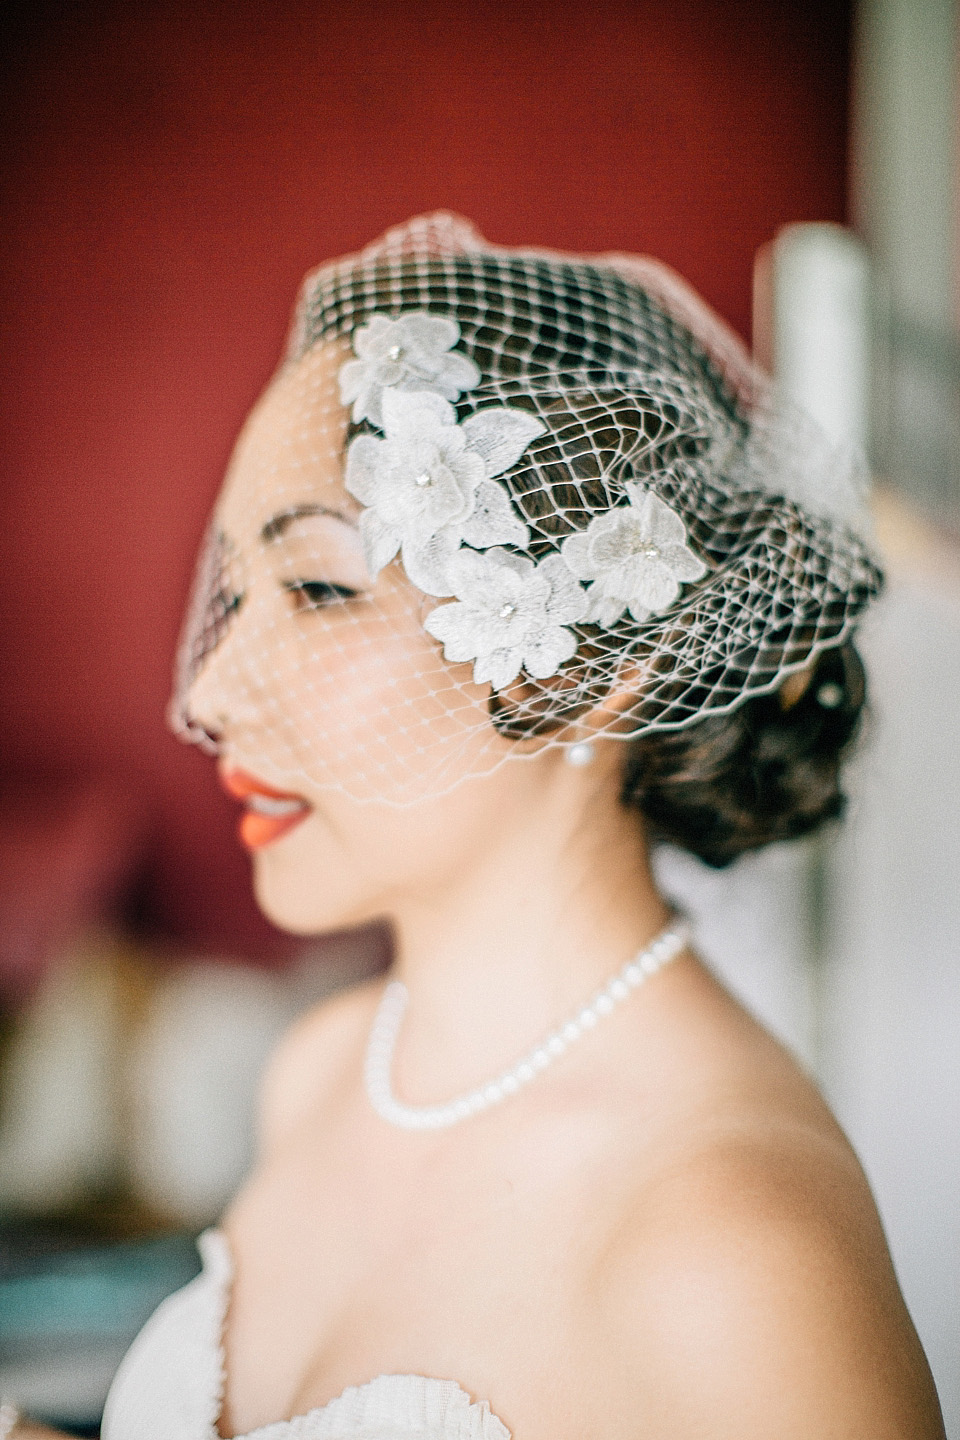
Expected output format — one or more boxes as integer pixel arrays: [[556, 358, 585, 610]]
[[100, 1229, 510, 1439]]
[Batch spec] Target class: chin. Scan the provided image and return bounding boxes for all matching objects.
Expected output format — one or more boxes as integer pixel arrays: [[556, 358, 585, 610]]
[[249, 836, 367, 936]]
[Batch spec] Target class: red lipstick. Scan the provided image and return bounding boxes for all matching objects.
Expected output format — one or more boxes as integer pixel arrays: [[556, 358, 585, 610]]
[[219, 768, 312, 850]]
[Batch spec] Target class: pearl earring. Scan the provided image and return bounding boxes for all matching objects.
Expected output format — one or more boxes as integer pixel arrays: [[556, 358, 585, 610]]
[[566, 741, 596, 767]]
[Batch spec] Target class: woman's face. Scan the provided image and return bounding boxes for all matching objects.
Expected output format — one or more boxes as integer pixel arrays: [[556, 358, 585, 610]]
[[183, 341, 589, 934]]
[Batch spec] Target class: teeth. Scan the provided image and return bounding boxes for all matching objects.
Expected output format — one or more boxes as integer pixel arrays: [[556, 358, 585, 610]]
[[246, 794, 307, 816]]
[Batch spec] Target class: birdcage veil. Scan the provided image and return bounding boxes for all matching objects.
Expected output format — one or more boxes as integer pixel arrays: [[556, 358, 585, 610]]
[[169, 212, 882, 805]]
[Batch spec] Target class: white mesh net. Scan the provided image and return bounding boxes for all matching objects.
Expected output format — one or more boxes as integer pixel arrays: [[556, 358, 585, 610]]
[[169, 213, 883, 805]]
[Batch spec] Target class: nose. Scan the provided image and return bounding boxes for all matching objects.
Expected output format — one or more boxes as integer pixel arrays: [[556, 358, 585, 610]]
[[181, 607, 264, 744]]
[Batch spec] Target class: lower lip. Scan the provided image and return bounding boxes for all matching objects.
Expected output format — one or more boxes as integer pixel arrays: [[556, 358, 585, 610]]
[[238, 807, 311, 850]]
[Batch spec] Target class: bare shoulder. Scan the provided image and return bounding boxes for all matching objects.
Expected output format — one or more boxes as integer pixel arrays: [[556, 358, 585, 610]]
[[594, 1094, 944, 1438], [257, 978, 382, 1151]]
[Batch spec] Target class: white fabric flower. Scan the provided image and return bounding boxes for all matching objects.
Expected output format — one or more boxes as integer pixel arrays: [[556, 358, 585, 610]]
[[561, 482, 707, 626], [345, 389, 543, 596], [339, 312, 482, 427], [424, 548, 586, 691]]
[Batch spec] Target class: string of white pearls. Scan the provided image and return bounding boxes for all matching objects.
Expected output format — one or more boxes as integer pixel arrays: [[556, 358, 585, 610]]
[[364, 918, 690, 1130]]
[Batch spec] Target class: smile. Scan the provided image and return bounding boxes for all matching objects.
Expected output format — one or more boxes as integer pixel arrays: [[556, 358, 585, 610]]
[[219, 767, 313, 850]]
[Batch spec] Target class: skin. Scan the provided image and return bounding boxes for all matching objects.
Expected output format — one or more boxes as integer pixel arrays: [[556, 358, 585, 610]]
[[39, 340, 940, 1440]]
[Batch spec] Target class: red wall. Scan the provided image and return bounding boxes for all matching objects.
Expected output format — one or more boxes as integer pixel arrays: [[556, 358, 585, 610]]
[[0, 0, 851, 962]]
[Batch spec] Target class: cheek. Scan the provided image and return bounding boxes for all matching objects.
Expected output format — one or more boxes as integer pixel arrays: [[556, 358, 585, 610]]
[[245, 783, 467, 933], [272, 579, 514, 803], [248, 806, 375, 933], [249, 741, 558, 935]]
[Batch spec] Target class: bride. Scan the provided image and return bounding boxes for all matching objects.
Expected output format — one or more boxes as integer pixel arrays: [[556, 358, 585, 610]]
[[8, 214, 943, 1439]]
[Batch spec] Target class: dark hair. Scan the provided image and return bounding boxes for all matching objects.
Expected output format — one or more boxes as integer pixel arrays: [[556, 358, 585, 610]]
[[622, 642, 866, 866]]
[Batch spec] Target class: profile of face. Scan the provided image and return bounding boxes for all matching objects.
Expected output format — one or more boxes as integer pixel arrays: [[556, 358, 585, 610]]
[[184, 341, 614, 935], [179, 224, 882, 937]]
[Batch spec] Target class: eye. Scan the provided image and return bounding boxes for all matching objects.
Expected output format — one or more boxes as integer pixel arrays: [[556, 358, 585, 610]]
[[283, 580, 360, 611]]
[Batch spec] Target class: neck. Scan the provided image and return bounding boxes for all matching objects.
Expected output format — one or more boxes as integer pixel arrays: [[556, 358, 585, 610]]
[[383, 767, 671, 1105]]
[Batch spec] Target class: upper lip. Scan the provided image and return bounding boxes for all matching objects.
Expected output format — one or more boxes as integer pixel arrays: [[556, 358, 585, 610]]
[[218, 766, 311, 806]]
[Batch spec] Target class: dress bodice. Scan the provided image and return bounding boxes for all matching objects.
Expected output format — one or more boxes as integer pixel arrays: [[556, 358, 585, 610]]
[[100, 1229, 510, 1440]]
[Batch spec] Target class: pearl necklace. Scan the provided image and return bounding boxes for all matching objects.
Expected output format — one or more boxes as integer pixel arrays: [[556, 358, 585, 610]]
[[364, 918, 690, 1130]]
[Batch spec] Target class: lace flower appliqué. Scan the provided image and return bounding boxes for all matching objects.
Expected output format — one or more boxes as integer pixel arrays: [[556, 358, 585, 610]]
[[425, 548, 586, 691], [345, 389, 542, 596], [561, 482, 708, 626], [339, 312, 482, 428]]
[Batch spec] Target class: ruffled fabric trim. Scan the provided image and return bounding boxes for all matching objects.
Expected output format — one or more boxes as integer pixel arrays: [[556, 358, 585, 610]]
[[199, 1228, 232, 1436], [238, 1373, 510, 1439]]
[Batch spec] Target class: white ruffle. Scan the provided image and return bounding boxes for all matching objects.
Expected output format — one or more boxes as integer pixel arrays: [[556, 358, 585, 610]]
[[240, 1374, 509, 1439]]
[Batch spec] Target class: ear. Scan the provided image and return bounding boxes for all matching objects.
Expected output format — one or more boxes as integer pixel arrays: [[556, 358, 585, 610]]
[[778, 666, 814, 711], [577, 654, 653, 739]]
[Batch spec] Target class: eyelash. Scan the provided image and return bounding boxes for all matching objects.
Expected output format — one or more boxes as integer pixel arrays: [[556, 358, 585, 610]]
[[283, 580, 360, 611]]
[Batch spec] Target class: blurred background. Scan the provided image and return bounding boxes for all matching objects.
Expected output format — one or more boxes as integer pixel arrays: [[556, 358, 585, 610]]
[[0, 0, 957, 1432]]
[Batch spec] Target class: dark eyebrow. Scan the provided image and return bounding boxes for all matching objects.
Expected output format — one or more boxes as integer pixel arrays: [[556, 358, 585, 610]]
[[259, 504, 356, 543]]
